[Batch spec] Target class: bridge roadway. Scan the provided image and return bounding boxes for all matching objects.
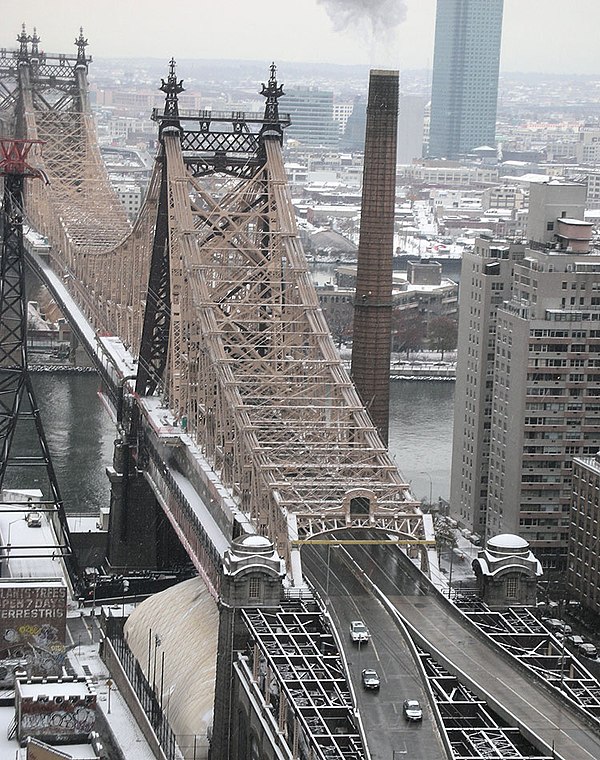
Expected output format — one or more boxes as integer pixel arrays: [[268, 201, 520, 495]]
[[304, 545, 447, 760], [329, 540, 600, 760]]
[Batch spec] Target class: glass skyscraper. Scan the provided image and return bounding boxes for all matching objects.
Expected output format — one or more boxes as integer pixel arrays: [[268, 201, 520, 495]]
[[428, 0, 504, 159]]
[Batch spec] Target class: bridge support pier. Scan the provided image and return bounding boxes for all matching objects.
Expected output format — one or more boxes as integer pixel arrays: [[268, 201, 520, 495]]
[[106, 436, 185, 572]]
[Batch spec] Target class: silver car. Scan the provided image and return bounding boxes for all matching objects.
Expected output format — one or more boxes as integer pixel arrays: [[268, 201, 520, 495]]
[[349, 620, 370, 644], [403, 699, 423, 721]]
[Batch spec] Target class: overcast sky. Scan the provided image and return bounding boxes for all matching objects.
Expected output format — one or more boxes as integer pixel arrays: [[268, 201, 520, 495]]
[[5, 0, 600, 75]]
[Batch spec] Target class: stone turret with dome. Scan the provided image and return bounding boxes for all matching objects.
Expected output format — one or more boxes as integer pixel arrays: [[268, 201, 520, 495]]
[[473, 533, 542, 610]]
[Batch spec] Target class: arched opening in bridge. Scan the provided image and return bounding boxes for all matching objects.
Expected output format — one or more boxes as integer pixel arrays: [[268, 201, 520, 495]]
[[349, 495, 370, 516]]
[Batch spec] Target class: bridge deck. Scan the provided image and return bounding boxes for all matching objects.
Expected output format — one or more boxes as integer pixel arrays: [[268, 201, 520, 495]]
[[375, 565, 600, 760]]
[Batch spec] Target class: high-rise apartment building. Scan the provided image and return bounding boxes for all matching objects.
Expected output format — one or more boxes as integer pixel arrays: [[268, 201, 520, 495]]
[[451, 236, 525, 539], [428, 0, 504, 159], [567, 453, 600, 615], [451, 181, 600, 570]]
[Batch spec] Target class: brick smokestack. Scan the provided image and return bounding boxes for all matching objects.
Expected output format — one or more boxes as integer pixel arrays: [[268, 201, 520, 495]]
[[350, 69, 398, 444]]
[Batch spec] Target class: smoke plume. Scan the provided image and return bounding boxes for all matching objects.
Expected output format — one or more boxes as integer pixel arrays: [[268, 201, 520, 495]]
[[317, 0, 408, 36], [317, 0, 408, 66]]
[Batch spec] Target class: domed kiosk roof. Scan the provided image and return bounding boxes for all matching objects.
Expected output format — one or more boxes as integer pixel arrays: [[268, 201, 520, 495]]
[[473, 532, 543, 581], [236, 534, 274, 554], [487, 533, 529, 557]]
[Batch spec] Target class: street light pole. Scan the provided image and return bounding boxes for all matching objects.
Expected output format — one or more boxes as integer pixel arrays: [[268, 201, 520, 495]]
[[326, 543, 332, 603], [152, 634, 162, 693], [4, 517, 23, 566], [448, 542, 454, 598], [420, 471, 433, 509]]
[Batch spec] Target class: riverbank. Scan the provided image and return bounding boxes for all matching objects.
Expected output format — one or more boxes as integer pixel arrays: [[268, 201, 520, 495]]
[[30, 364, 97, 373], [391, 360, 456, 381]]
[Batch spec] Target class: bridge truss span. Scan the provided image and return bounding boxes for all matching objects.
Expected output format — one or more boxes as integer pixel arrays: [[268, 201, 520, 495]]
[[2, 33, 426, 571], [151, 67, 423, 562]]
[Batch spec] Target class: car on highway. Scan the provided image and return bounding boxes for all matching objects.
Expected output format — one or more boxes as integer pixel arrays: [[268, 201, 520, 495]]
[[543, 618, 572, 635], [349, 620, 370, 644], [361, 668, 380, 690], [402, 699, 423, 721], [578, 642, 598, 659], [26, 511, 42, 527]]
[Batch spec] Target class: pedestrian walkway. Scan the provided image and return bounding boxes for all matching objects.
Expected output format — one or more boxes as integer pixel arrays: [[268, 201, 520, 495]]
[[68, 605, 156, 759]]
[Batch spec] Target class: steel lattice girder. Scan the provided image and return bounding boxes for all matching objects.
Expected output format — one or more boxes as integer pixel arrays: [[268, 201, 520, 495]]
[[0, 173, 28, 474], [7, 52, 426, 560], [419, 649, 553, 760], [241, 605, 365, 760], [455, 600, 600, 724]]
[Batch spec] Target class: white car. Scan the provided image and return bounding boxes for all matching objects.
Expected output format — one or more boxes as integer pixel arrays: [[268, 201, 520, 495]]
[[403, 699, 423, 721], [349, 620, 370, 644], [26, 511, 42, 527]]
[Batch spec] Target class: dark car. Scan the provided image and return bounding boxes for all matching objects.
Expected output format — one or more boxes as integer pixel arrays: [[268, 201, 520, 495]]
[[361, 668, 380, 690], [403, 699, 423, 721]]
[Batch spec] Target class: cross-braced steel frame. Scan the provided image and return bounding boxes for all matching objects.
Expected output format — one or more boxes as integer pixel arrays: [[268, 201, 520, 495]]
[[455, 598, 600, 725], [240, 604, 365, 760], [0, 136, 79, 587], [0, 33, 426, 565], [419, 649, 554, 759]]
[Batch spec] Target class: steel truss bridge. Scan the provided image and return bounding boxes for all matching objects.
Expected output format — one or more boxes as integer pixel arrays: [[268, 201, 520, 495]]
[[0, 30, 429, 576], [1, 29, 598, 760]]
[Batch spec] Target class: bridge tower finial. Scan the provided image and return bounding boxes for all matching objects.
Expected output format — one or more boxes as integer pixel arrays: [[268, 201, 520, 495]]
[[30, 28, 40, 60], [160, 58, 185, 121], [261, 62, 284, 124], [17, 24, 31, 64], [259, 62, 285, 144], [75, 27, 89, 69]]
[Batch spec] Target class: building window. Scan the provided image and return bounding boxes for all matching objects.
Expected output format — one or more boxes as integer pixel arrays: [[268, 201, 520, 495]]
[[248, 577, 260, 600], [505, 576, 519, 599], [350, 496, 370, 515]]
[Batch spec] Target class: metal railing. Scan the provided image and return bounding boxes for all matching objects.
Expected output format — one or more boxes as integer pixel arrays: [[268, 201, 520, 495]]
[[106, 617, 180, 760]]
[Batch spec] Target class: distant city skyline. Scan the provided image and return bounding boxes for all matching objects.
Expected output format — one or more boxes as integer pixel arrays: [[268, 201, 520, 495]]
[[6, 1, 600, 75]]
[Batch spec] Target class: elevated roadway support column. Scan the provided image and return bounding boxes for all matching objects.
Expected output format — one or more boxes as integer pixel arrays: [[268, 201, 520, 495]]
[[106, 434, 162, 571]]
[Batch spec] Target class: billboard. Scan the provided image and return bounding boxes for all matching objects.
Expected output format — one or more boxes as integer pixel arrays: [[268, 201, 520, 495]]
[[19, 691, 96, 745], [0, 582, 67, 654]]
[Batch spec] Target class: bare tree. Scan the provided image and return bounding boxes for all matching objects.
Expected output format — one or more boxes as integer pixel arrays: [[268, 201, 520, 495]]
[[428, 315, 458, 360], [323, 301, 354, 348], [392, 308, 425, 358]]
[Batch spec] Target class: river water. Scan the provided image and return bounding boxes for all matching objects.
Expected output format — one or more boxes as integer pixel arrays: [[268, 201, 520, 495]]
[[7, 373, 454, 516], [6, 373, 116, 515]]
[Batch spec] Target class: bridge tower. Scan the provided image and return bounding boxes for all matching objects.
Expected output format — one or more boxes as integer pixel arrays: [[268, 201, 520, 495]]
[[105, 60, 194, 572], [0, 137, 80, 589]]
